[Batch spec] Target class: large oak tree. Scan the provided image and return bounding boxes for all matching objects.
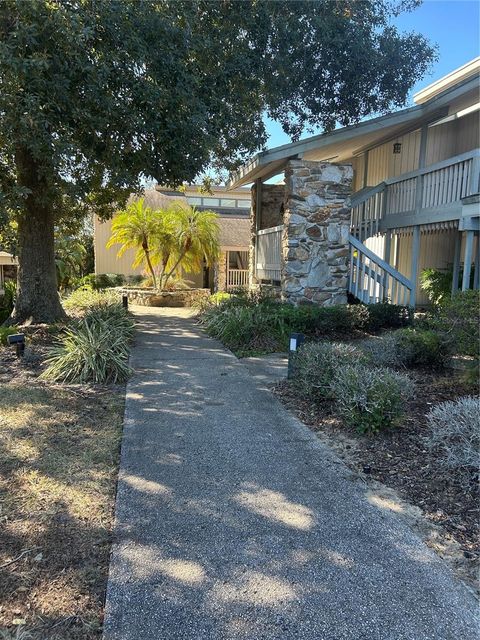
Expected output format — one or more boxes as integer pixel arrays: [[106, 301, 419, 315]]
[[0, 0, 435, 322]]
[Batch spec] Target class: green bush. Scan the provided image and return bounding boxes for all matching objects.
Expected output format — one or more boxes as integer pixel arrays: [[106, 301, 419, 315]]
[[0, 279, 16, 323], [332, 364, 414, 434], [78, 273, 125, 290], [63, 288, 120, 314], [0, 326, 17, 346], [292, 341, 367, 400], [201, 303, 286, 354], [365, 302, 413, 331], [420, 268, 453, 306], [424, 396, 480, 488], [41, 305, 134, 383], [429, 290, 480, 358], [393, 328, 451, 369]]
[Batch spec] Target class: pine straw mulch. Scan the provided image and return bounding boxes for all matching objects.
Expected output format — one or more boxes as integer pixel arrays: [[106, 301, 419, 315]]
[[0, 332, 124, 640], [274, 371, 479, 593]]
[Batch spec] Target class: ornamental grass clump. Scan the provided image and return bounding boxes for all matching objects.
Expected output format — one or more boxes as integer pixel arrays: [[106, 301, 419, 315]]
[[41, 306, 134, 384], [63, 287, 120, 314], [292, 341, 368, 400], [424, 396, 480, 488], [332, 364, 414, 434]]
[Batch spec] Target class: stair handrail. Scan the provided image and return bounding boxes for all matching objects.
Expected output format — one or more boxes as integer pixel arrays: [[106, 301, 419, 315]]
[[348, 235, 413, 290], [349, 182, 386, 209]]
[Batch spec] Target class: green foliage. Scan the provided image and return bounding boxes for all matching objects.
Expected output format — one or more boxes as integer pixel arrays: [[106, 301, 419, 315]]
[[332, 364, 414, 434], [55, 234, 88, 290], [63, 288, 120, 314], [0, 0, 435, 321], [0, 279, 16, 322], [79, 273, 126, 290], [364, 303, 413, 331], [428, 290, 480, 358], [0, 326, 17, 345], [292, 341, 368, 400], [420, 268, 452, 305], [41, 305, 134, 384], [424, 396, 480, 488], [393, 328, 451, 369]]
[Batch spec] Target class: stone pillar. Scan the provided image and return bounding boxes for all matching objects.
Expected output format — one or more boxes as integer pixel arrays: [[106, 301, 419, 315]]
[[215, 251, 228, 292], [282, 160, 352, 305]]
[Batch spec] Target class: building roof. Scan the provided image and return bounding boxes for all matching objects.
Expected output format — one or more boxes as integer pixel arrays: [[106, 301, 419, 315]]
[[216, 216, 250, 249], [228, 59, 480, 188], [0, 251, 17, 266]]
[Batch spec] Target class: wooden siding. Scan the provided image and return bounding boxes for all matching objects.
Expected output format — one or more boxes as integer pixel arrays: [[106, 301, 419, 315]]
[[393, 228, 458, 306], [94, 216, 144, 276], [360, 110, 479, 188]]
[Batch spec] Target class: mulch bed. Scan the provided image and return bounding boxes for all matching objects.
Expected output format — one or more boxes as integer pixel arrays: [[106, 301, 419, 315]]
[[274, 371, 479, 589]]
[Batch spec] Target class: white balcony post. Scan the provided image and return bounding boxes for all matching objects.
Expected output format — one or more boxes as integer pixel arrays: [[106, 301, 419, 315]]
[[409, 225, 420, 307], [254, 178, 262, 279], [474, 234, 479, 290], [451, 231, 461, 294], [462, 230, 474, 290]]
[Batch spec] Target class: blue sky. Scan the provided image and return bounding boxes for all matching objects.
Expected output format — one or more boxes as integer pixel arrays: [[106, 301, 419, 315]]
[[265, 0, 480, 148]]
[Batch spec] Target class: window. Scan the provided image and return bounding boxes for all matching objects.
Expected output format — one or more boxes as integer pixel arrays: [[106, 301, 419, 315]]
[[237, 200, 251, 208], [220, 199, 236, 207], [186, 196, 202, 205], [202, 197, 220, 206]]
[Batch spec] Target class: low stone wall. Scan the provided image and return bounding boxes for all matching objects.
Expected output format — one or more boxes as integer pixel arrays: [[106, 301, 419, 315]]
[[118, 287, 210, 308]]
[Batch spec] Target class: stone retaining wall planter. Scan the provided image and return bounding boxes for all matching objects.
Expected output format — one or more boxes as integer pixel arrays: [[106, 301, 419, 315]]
[[117, 287, 210, 308]]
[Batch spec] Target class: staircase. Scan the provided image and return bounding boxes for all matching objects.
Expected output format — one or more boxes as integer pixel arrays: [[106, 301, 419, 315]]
[[348, 235, 414, 306]]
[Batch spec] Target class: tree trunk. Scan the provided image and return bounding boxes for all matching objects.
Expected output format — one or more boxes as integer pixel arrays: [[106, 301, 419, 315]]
[[11, 148, 66, 324]]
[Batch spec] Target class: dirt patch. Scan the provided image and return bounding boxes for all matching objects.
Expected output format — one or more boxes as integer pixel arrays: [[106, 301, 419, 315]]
[[0, 335, 124, 639], [274, 372, 479, 592]]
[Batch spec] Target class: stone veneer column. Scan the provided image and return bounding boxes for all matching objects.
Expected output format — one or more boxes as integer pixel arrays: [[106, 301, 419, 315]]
[[215, 251, 228, 292], [282, 159, 353, 305]]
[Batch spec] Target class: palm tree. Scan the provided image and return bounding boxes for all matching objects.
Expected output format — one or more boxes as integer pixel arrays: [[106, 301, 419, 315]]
[[107, 198, 160, 288], [160, 204, 219, 289]]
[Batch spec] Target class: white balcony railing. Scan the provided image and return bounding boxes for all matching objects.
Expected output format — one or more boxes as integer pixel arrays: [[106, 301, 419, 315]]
[[351, 148, 480, 238], [227, 268, 249, 289], [256, 224, 283, 281]]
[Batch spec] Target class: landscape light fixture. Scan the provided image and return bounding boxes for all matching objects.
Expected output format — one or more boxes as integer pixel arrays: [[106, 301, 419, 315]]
[[287, 332, 305, 379], [7, 333, 26, 357], [122, 295, 128, 310]]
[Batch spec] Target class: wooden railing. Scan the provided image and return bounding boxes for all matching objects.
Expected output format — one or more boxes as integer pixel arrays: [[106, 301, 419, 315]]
[[227, 268, 249, 289], [351, 148, 480, 238], [256, 224, 283, 281], [348, 235, 414, 306]]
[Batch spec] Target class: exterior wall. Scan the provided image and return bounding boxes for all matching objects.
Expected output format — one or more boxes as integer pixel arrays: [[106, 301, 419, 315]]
[[282, 160, 353, 305], [94, 216, 144, 277], [362, 110, 479, 189], [249, 182, 285, 286]]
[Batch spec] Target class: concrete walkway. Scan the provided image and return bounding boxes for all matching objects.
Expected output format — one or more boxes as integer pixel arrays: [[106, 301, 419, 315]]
[[104, 308, 478, 640]]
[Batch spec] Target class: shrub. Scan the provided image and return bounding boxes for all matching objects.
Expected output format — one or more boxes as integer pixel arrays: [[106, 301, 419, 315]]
[[0, 279, 16, 322], [0, 326, 17, 346], [41, 306, 134, 383], [292, 341, 367, 400], [201, 303, 286, 354], [332, 364, 414, 434], [392, 328, 451, 369], [429, 290, 480, 358], [424, 396, 480, 488], [63, 288, 120, 314], [78, 273, 125, 290], [420, 268, 453, 305], [365, 302, 413, 331]]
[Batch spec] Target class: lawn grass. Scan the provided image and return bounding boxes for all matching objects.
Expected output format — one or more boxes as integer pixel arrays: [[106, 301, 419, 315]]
[[0, 381, 124, 639]]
